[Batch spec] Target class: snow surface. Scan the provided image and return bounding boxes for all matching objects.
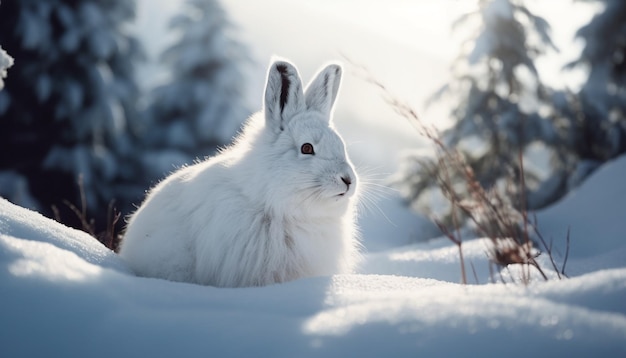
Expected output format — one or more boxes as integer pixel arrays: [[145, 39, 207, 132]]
[[2, 155, 626, 357]]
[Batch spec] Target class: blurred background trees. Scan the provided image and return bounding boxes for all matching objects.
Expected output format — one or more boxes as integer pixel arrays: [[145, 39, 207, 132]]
[[0, 0, 146, 236], [396, 0, 626, 229], [563, 0, 626, 179], [0, 0, 250, 244], [139, 0, 250, 181]]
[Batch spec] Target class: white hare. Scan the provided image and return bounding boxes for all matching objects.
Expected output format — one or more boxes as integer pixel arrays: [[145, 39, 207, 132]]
[[119, 58, 360, 287]]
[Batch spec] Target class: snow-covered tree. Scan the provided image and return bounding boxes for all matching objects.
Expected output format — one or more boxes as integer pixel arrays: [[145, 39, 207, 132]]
[[565, 0, 626, 173], [140, 0, 251, 179], [0, 0, 145, 234], [396, 0, 569, 225]]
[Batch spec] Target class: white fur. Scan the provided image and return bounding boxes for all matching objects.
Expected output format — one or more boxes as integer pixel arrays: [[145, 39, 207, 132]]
[[119, 59, 360, 287]]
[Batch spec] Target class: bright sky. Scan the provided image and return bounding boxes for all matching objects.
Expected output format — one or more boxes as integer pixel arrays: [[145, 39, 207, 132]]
[[136, 0, 598, 101]]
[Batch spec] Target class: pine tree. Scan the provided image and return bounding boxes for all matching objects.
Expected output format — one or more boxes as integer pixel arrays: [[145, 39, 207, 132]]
[[565, 0, 626, 169], [140, 0, 251, 180], [396, 0, 569, 225], [0, 0, 145, 235]]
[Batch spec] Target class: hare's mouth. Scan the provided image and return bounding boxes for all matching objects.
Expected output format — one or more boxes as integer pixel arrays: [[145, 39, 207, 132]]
[[335, 188, 353, 198], [330, 191, 347, 199]]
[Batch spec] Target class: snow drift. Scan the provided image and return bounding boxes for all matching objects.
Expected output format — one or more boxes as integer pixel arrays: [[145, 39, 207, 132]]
[[1, 156, 626, 357]]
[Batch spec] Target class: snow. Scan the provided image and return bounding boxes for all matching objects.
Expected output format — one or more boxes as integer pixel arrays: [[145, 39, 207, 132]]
[[2, 155, 626, 356], [0, 45, 12, 89], [534, 156, 626, 273]]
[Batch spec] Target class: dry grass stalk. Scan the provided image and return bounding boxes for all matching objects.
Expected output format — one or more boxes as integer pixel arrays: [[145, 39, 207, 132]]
[[52, 174, 122, 252], [346, 57, 566, 284]]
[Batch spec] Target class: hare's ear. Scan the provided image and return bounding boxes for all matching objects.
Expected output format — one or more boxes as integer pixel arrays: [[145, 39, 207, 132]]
[[304, 64, 342, 120], [264, 60, 305, 132]]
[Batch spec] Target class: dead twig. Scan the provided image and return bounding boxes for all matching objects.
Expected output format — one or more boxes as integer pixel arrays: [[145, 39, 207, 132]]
[[561, 227, 570, 277]]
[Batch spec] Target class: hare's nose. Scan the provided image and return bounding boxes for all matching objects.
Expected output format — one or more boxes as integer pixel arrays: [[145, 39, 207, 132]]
[[341, 175, 352, 189]]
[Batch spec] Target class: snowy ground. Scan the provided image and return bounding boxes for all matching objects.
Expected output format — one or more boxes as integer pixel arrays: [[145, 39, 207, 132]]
[[1, 155, 625, 357]]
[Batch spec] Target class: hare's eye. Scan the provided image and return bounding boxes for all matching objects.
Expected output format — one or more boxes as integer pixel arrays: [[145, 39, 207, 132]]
[[301, 143, 315, 155]]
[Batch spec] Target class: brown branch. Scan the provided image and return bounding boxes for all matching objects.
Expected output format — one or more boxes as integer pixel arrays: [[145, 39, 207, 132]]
[[62, 199, 95, 237], [531, 213, 563, 280], [561, 227, 570, 277], [470, 260, 480, 284]]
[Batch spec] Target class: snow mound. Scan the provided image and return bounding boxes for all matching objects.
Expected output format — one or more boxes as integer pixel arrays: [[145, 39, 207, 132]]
[[536, 155, 626, 263], [532, 155, 626, 277], [0, 199, 126, 272], [1, 155, 626, 357]]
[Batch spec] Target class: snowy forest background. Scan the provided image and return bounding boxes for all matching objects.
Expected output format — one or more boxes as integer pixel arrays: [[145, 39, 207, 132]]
[[0, 0, 625, 250]]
